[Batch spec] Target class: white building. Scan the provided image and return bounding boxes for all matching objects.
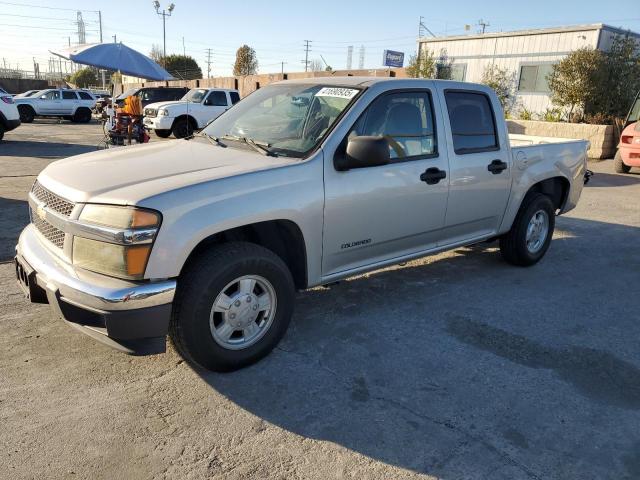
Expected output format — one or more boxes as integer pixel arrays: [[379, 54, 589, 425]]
[[417, 24, 640, 115]]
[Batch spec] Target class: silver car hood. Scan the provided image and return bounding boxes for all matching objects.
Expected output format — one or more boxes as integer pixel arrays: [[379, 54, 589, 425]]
[[37, 139, 295, 205]]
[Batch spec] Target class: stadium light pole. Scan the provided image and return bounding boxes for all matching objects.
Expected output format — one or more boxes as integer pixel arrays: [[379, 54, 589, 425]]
[[153, 2, 175, 60]]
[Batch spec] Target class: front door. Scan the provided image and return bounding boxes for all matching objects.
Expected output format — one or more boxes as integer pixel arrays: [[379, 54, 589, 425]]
[[202, 90, 229, 126], [40, 90, 62, 114], [322, 89, 450, 277], [437, 89, 511, 245]]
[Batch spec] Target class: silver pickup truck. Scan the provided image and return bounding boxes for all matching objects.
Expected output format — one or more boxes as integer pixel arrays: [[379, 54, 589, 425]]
[[15, 78, 590, 371]]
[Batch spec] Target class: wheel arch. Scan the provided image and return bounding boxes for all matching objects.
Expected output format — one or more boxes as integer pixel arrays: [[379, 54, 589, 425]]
[[180, 219, 308, 290], [172, 114, 198, 129], [524, 176, 570, 212]]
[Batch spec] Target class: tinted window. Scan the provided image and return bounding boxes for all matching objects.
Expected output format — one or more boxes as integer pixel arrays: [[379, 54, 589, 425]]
[[348, 91, 437, 160], [445, 91, 498, 154], [78, 91, 93, 100], [230, 91, 240, 105], [205, 91, 228, 106], [62, 91, 78, 100]]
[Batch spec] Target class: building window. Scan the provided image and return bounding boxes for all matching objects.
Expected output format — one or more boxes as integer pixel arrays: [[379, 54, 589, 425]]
[[518, 64, 554, 93], [450, 64, 466, 82]]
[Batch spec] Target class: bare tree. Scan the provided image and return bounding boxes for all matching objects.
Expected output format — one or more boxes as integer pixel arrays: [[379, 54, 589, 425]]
[[149, 44, 164, 64], [309, 59, 324, 72]]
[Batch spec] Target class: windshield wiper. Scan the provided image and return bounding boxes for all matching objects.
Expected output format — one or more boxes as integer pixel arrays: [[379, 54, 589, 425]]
[[196, 132, 226, 147], [220, 134, 277, 156]]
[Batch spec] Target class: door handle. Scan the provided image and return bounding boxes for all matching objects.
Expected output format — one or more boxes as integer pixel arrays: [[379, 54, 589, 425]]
[[487, 159, 508, 174], [420, 167, 447, 185]]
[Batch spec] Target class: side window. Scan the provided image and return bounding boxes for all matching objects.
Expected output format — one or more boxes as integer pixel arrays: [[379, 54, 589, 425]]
[[44, 90, 60, 100], [445, 91, 498, 154], [347, 91, 437, 160], [62, 91, 78, 100], [78, 91, 93, 100], [229, 91, 240, 105], [205, 91, 228, 106]]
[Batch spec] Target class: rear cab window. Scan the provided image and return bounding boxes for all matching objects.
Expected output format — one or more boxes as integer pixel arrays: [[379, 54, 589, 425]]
[[229, 91, 240, 105], [444, 91, 498, 154]]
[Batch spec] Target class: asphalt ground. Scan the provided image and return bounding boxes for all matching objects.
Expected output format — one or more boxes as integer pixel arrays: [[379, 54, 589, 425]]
[[1, 120, 639, 480]]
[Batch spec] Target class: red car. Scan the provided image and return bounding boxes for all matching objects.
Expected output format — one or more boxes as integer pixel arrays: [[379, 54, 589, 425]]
[[615, 91, 640, 173]]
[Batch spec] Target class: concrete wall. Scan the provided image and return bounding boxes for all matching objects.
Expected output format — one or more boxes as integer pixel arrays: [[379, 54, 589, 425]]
[[507, 119, 616, 159], [116, 68, 406, 98], [0, 78, 52, 94]]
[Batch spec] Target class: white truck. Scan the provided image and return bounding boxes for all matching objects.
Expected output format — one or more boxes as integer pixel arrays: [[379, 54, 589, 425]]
[[14, 88, 96, 123], [0, 90, 20, 140], [143, 88, 240, 139], [15, 78, 590, 372]]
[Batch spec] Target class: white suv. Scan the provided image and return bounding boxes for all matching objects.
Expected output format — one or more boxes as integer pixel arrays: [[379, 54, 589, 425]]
[[0, 91, 20, 141], [14, 88, 96, 123]]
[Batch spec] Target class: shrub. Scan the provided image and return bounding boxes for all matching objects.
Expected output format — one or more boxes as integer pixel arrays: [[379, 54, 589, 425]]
[[518, 107, 533, 120], [481, 64, 516, 112]]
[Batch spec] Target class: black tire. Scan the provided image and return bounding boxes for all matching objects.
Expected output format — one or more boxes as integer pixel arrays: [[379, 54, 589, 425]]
[[169, 242, 295, 372], [613, 151, 631, 174], [172, 117, 194, 139], [155, 129, 172, 138], [0, 124, 5, 141], [72, 108, 92, 123], [18, 105, 34, 123], [499, 192, 555, 267]]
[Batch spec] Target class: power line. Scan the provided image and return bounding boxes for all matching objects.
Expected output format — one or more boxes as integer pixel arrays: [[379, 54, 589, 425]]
[[0, 22, 97, 31], [0, 1, 98, 12]]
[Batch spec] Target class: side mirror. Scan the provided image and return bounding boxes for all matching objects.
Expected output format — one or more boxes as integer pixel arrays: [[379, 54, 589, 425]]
[[40, 95, 47, 99], [335, 136, 390, 171]]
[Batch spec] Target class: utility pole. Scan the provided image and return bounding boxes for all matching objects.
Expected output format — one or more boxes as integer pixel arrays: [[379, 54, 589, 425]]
[[302, 40, 312, 72], [281, 61, 287, 74], [478, 19, 490, 34], [112, 34, 117, 43], [98, 10, 103, 42], [205, 48, 213, 78], [153, 2, 175, 60]]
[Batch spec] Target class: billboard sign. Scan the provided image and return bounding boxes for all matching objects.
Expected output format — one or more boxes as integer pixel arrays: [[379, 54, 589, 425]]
[[383, 50, 404, 68]]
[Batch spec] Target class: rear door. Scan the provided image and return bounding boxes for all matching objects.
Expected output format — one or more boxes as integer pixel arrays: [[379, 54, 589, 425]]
[[322, 88, 450, 276], [61, 90, 79, 114], [437, 89, 511, 245]]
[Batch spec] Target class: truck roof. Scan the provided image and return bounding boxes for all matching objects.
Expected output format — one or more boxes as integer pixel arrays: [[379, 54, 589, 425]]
[[273, 76, 475, 88]]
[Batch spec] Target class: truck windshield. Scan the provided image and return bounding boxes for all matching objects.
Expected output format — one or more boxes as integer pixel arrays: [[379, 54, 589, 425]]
[[182, 89, 208, 103], [202, 84, 361, 158]]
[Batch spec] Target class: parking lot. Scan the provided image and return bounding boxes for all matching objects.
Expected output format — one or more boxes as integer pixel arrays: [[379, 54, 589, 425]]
[[1, 120, 639, 479]]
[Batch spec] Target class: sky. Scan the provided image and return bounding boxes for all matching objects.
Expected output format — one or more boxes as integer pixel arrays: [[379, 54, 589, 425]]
[[1, 0, 639, 78]]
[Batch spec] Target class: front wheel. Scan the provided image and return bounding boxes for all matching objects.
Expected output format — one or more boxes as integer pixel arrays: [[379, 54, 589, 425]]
[[18, 105, 34, 123], [613, 151, 631, 174], [172, 118, 194, 139], [499, 193, 555, 266], [169, 242, 295, 372], [155, 129, 172, 138]]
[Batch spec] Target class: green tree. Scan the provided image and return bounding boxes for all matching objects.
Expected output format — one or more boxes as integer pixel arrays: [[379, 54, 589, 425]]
[[481, 64, 515, 111], [162, 54, 202, 80], [548, 47, 604, 119], [435, 49, 453, 80], [69, 67, 97, 88], [233, 45, 258, 76], [405, 48, 436, 78], [591, 35, 640, 119]]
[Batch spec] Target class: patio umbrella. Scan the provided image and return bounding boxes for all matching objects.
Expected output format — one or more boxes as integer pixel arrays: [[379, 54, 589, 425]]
[[51, 43, 174, 81]]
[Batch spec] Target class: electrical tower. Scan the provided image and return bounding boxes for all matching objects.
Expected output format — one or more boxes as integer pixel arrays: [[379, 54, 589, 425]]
[[478, 19, 490, 34], [77, 11, 86, 44], [346, 45, 353, 70], [418, 16, 436, 37], [205, 48, 213, 78], [302, 40, 312, 72], [358, 45, 365, 70]]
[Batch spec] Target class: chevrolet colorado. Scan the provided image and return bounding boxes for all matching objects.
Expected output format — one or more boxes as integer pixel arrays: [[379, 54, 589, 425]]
[[15, 78, 590, 371]]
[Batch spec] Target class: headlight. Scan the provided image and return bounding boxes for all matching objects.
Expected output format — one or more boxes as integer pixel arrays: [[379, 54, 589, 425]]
[[72, 205, 161, 280], [159, 108, 169, 116]]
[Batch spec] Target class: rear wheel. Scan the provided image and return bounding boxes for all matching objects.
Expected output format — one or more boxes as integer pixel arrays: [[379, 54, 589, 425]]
[[0, 124, 5, 141], [499, 192, 555, 266], [155, 129, 172, 138], [614, 151, 631, 174], [18, 105, 34, 123], [72, 108, 92, 123], [172, 117, 195, 139], [169, 242, 295, 372]]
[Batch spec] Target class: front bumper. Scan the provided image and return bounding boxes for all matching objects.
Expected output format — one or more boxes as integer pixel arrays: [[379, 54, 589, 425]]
[[15, 225, 176, 354], [143, 115, 173, 131]]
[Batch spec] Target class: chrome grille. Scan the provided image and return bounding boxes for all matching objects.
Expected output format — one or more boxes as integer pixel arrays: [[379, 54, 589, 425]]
[[31, 210, 65, 248], [31, 181, 75, 217]]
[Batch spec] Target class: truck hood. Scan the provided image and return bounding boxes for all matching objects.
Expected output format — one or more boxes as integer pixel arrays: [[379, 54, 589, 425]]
[[145, 100, 194, 112], [38, 139, 295, 205]]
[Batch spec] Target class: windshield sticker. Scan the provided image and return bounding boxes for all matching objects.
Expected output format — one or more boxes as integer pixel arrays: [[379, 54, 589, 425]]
[[315, 87, 359, 99]]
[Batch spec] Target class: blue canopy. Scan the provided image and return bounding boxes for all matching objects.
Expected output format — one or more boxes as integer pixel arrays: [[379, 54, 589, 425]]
[[51, 43, 174, 81]]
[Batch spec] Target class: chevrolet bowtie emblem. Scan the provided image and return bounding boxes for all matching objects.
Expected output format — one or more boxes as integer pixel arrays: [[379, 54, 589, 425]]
[[36, 204, 46, 220]]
